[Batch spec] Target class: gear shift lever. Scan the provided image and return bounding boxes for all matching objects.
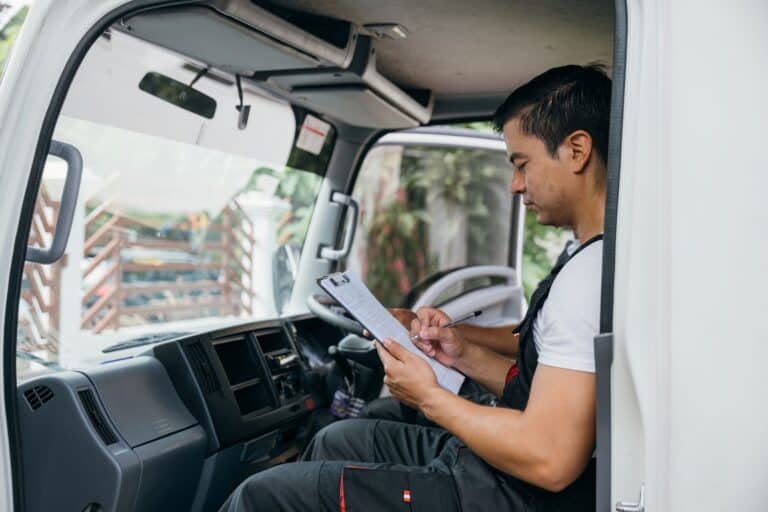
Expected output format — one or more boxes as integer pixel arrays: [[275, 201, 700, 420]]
[[328, 345, 354, 382]]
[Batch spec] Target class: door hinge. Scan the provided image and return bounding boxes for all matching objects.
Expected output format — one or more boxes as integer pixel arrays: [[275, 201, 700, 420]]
[[616, 484, 645, 512]]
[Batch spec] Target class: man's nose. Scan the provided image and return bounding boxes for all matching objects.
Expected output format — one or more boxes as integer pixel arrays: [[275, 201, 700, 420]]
[[509, 169, 525, 194]]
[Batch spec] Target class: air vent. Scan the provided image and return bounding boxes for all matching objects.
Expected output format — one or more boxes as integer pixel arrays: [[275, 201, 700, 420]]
[[185, 341, 221, 393], [78, 389, 118, 445], [23, 385, 54, 410]]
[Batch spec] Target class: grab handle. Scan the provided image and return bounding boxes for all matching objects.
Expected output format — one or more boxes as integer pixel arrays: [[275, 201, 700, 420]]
[[26, 140, 83, 264]]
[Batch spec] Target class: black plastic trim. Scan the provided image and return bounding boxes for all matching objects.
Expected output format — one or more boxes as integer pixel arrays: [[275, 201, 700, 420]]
[[595, 332, 615, 511], [3, 2, 204, 510], [22, 385, 54, 411], [602, 4, 628, 334], [508, 194, 523, 270], [77, 388, 119, 445], [185, 341, 221, 394], [595, 1, 629, 511]]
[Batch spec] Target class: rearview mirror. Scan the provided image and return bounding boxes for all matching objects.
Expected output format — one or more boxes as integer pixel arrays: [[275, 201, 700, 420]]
[[138, 72, 217, 119]]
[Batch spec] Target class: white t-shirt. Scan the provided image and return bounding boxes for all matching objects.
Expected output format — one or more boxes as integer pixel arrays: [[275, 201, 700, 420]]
[[532, 239, 603, 373]]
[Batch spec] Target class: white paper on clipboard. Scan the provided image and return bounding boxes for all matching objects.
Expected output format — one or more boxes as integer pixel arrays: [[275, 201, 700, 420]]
[[318, 271, 465, 394]]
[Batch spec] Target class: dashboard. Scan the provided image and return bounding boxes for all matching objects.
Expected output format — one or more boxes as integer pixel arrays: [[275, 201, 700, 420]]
[[16, 315, 341, 512]]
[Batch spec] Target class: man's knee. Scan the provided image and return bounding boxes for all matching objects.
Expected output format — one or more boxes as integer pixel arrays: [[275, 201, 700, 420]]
[[222, 461, 346, 512], [359, 397, 402, 421], [222, 464, 309, 511], [305, 419, 376, 462]]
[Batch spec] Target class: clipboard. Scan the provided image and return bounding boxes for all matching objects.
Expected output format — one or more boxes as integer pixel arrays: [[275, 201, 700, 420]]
[[317, 271, 465, 394]]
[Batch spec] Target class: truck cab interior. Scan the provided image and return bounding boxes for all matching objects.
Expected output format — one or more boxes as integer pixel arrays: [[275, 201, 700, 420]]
[[7, 1, 618, 510]]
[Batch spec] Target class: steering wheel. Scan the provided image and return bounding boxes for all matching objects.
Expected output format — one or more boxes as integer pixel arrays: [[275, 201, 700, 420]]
[[306, 293, 366, 336]]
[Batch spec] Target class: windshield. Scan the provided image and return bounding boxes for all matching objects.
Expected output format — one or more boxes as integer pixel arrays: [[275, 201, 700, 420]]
[[16, 29, 330, 381]]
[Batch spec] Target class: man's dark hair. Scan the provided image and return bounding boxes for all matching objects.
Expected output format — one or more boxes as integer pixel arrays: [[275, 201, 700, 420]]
[[492, 63, 612, 167]]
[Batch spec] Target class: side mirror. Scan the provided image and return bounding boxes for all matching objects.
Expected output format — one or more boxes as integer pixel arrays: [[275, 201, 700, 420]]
[[26, 141, 83, 264], [272, 243, 300, 313], [138, 71, 217, 119]]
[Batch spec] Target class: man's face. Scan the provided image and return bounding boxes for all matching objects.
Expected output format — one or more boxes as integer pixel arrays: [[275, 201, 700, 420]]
[[502, 118, 573, 227]]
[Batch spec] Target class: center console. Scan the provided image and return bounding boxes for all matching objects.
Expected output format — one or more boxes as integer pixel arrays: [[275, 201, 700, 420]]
[[152, 320, 315, 511], [153, 320, 312, 454]]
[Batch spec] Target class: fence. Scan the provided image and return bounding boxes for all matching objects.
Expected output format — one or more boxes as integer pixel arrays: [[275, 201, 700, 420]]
[[81, 200, 256, 334], [19, 186, 62, 354], [19, 190, 257, 355]]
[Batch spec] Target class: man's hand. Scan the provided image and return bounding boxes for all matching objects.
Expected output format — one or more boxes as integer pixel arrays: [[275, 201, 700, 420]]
[[375, 338, 440, 409], [390, 308, 417, 330], [411, 307, 468, 368]]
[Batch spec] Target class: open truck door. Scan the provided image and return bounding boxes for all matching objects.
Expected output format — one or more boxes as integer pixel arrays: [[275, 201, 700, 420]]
[[4, 1, 767, 511]]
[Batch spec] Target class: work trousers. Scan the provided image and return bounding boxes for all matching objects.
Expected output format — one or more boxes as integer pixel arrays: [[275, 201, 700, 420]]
[[219, 419, 535, 512], [359, 380, 497, 427]]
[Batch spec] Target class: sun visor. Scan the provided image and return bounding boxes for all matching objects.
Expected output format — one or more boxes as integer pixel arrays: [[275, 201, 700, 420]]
[[120, 1, 433, 129], [289, 86, 419, 129]]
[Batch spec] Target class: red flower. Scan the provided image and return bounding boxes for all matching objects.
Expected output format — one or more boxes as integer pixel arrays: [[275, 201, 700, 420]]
[[415, 250, 425, 272]]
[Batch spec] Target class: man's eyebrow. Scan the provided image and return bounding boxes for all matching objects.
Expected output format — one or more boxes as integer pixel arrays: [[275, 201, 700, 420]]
[[508, 152, 526, 165]]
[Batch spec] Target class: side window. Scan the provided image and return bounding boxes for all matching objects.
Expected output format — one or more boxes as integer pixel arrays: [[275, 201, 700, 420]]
[[346, 141, 513, 307]]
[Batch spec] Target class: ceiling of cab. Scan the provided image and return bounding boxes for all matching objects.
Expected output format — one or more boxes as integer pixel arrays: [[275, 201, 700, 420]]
[[116, 0, 614, 128], [266, 0, 614, 97]]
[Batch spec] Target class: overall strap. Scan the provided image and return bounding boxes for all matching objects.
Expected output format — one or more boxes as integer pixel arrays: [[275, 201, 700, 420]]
[[502, 234, 603, 409]]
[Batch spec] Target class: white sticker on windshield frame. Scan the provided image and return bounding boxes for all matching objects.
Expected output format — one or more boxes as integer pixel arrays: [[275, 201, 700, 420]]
[[295, 115, 331, 156]]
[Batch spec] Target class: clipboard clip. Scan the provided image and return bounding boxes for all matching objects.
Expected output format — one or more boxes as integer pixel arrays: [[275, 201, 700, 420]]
[[328, 273, 351, 286]]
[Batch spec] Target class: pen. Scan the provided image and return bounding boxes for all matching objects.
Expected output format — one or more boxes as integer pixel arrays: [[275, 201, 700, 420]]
[[410, 310, 482, 342]]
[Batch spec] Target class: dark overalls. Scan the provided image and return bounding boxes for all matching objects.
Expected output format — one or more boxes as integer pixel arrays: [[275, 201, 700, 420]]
[[219, 236, 601, 512]]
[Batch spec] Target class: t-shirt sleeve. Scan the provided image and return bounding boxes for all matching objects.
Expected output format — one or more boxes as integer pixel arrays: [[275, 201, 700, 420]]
[[534, 245, 602, 373]]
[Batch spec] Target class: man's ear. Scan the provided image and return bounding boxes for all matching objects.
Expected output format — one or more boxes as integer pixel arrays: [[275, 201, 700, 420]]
[[560, 130, 593, 174]]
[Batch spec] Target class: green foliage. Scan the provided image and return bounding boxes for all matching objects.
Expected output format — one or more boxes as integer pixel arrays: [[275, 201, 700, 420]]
[[360, 146, 511, 305], [451, 121, 496, 133], [401, 147, 509, 258], [359, 143, 566, 303], [241, 165, 322, 246], [0, 7, 30, 76], [521, 210, 566, 299], [363, 191, 435, 306]]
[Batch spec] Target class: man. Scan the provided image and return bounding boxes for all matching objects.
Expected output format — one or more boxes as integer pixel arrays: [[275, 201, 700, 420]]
[[220, 63, 610, 512]]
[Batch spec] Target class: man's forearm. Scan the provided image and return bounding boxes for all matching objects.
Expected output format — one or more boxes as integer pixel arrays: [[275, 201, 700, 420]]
[[419, 367, 597, 493], [419, 389, 551, 489], [453, 343, 512, 396], [456, 324, 518, 358]]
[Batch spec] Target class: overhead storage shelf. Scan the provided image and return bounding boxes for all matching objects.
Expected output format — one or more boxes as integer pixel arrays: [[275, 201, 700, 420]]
[[119, 0, 433, 129]]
